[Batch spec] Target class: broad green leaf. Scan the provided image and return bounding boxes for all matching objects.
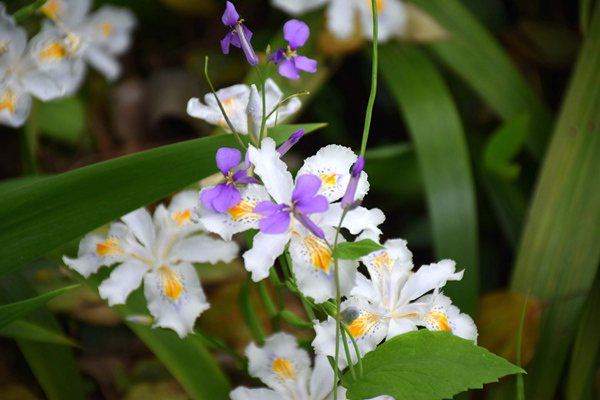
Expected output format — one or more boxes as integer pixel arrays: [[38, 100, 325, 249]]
[[342, 330, 523, 400], [0, 284, 77, 329], [510, 5, 600, 398], [0, 319, 77, 347], [0, 123, 324, 276], [333, 239, 384, 260], [0, 273, 84, 400], [38, 97, 86, 144], [483, 114, 529, 180], [380, 44, 479, 313], [410, 0, 552, 157], [566, 269, 600, 400]]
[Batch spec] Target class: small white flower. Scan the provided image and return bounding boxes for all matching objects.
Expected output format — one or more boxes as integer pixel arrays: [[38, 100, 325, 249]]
[[187, 79, 301, 137], [230, 332, 344, 400], [271, 0, 407, 42], [63, 191, 239, 337], [313, 239, 477, 365], [40, 0, 136, 81]]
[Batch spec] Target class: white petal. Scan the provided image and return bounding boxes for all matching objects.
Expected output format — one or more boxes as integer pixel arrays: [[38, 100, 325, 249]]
[[43, 0, 92, 26], [309, 355, 336, 400], [320, 204, 384, 235], [326, 0, 357, 40], [246, 332, 311, 393], [62, 233, 106, 277], [246, 84, 263, 138], [83, 5, 136, 54], [350, 273, 378, 302], [144, 263, 209, 338], [188, 84, 251, 133], [243, 232, 290, 281], [266, 97, 301, 127], [399, 259, 463, 303], [84, 46, 120, 80], [98, 261, 147, 305], [312, 315, 363, 369], [342, 296, 387, 355], [230, 387, 284, 400], [0, 82, 31, 128], [421, 294, 478, 343], [122, 208, 155, 249], [386, 317, 417, 341], [297, 144, 368, 202], [357, 0, 407, 41], [0, 9, 27, 67], [289, 228, 357, 303], [248, 138, 294, 204], [168, 190, 199, 214], [270, 0, 328, 15], [169, 234, 238, 264], [196, 184, 270, 241]]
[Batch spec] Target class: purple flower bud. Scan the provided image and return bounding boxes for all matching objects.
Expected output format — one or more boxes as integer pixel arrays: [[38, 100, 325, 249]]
[[269, 19, 317, 80], [221, 1, 259, 65], [341, 155, 365, 209], [277, 128, 305, 156]]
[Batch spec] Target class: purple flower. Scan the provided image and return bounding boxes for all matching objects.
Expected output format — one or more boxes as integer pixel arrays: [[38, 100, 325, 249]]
[[269, 19, 317, 80], [341, 155, 365, 210], [254, 174, 328, 238], [276, 128, 305, 156], [221, 1, 260, 65], [201, 147, 258, 213]]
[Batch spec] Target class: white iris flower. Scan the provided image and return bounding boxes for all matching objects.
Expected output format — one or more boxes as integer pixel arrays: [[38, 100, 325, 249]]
[[63, 191, 239, 338]]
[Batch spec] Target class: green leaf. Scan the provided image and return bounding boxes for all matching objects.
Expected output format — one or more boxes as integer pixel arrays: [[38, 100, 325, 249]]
[[483, 114, 529, 180], [38, 97, 86, 144], [333, 239, 384, 260], [0, 285, 77, 329], [0, 273, 85, 400], [13, 0, 47, 23], [342, 330, 524, 400], [279, 310, 312, 330], [380, 44, 479, 313], [410, 0, 553, 157], [0, 123, 324, 276], [509, 5, 600, 398], [238, 280, 265, 345], [0, 320, 77, 347]]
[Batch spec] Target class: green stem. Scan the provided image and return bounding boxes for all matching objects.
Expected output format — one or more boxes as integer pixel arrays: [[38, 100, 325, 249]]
[[264, 91, 310, 121], [193, 329, 244, 364], [254, 67, 268, 141], [332, 208, 349, 400], [341, 324, 363, 377], [340, 328, 356, 381], [359, 0, 380, 156], [515, 294, 529, 400], [21, 100, 39, 175], [204, 56, 247, 149]]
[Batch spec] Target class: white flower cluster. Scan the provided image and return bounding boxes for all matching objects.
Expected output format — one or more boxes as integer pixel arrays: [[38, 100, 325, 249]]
[[0, 0, 135, 127]]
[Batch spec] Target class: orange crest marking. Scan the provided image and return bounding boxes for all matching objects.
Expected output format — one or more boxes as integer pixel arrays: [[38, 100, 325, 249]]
[[272, 358, 296, 380], [41, 0, 61, 19], [173, 210, 192, 226], [319, 173, 337, 188], [348, 313, 380, 337], [158, 266, 184, 302], [304, 235, 332, 272], [425, 309, 452, 331], [39, 42, 66, 61], [0, 89, 16, 114], [101, 22, 113, 37], [227, 200, 256, 220], [95, 238, 123, 257]]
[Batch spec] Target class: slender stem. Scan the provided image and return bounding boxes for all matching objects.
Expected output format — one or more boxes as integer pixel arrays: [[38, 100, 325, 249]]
[[340, 328, 357, 381], [341, 324, 363, 377], [360, 0, 380, 156], [516, 294, 529, 400], [193, 329, 244, 364], [257, 280, 278, 317], [264, 91, 310, 121], [254, 67, 269, 140], [20, 100, 39, 175], [204, 56, 247, 149], [332, 208, 349, 400]]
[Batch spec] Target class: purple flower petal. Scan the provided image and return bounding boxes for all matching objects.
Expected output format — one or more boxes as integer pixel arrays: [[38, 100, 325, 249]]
[[277, 128, 305, 156], [201, 183, 242, 213], [292, 174, 322, 203], [222, 1, 239, 26], [294, 55, 318, 73], [221, 34, 232, 54], [278, 58, 300, 80], [294, 212, 325, 239], [216, 147, 242, 176], [295, 194, 329, 215], [268, 48, 286, 64], [259, 210, 291, 234], [235, 24, 259, 65], [283, 19, 310, 50], [341, 155, 365, 209], [254, 201, 286, 216], [232, 169, 259, 184]]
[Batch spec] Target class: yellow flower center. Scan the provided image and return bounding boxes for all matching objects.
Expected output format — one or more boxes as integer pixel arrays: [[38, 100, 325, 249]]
[[95, 238, 123, 257], [284, 45, 298, 59], [218, 97, 238, 128], [319, 173, 337, 189], [158, 265, 184, 302], [425, 309, 452, 331], [272, 358, 296, 380], [39, 41, 66, 61], [303, 235, 332, 272], [366, 0, 386, 12], [347, 313, 380, 337], [0, 41, 9, 55], [227, 200, 256, 220], [100, 22, 113, 37], [373, 252, 393, 270], [172, 210, 192, 226], [41, 0, 62, 20], [0, 89, 16, 114]]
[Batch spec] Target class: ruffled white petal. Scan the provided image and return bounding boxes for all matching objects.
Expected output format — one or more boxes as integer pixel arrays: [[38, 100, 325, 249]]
[[243, 231, 290, 281], [144, 263, 208, 338], [247, 332, 312, 394], [98, 261, 147, 305], [420, 294, 478, 343], [312, 316, 360, 369], [230, 387, 284, 400], [84, 46, 120, 80], [386, 317, 417, 341], [0, 9, 27, 67], [398, 259, 463, 304], [297, 144, 368, 202], [196, 184, 270, 241], [187, 84, 251, 133], [0, 82, 31, 128], [341, 296, 387, 355], [309, 355, 337, 400], [169, 234, 238, 264], [320, 204, 384, 235], [326, 0, 357, 40], [248, 138, 294, 204], [122, 208, 156, 249], [289, 227, 357, 303], [83, 5, 136, 54], [271, 0, 328, 15], [62, 233, 107, 277]]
